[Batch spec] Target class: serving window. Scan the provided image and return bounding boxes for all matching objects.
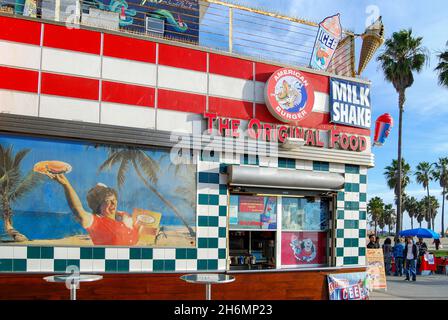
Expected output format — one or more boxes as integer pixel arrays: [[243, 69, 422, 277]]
[[227, 191, 334, 271]]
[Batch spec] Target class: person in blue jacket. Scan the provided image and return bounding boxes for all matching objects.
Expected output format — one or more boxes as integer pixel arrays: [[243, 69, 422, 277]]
[[393, 238, 405, 276], [403, 237, 418, 281]]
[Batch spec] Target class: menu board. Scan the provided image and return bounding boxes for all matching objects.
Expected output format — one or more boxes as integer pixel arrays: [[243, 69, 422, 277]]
[[281, 231, 328, 266], [229, 195, 277, 230]]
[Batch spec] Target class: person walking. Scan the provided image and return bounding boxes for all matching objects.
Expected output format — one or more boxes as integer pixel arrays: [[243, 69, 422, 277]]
[[393, 238, 405, 276], [433, 238, 441, 250], [382, 237, 393, 275], [403, 237, 418, 281]]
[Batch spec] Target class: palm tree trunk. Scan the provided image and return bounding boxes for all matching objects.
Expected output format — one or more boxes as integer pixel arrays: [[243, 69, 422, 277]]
[[2, 198, 28, 242], [396, 90, 404, 236], [427, 186, 431, 229], [132, 162, 196, 237], [374, 221, 377, 235], [411, 216, 414, 229], [442, 187, 445, 237]]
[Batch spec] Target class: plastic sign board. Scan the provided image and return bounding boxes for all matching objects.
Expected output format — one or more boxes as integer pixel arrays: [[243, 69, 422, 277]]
[[310, 14, 342, 71], [327, 272, 370, 300], [330, 78, 371, 129], [264, 68, 315, 124]]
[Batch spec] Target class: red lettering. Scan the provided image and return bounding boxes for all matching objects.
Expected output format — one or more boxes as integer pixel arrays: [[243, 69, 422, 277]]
[[359, 136, 367, 152], [294, 127, 305, 139], [278, 126, 288, 143], [262, 123, 274, 141], [330, 130, 339, 148], [305, 129, 315, 146], [248, 118, 261, 139], [315, 130, 324, 147], [340, 134, 349, 150], [230, 119, 241, 138], [219, 118, 231, 136], [349, 135, 359, 151], [203, 112, 217, 134]]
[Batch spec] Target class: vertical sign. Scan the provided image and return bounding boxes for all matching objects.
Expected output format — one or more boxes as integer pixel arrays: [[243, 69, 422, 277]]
[[366, 248, 387, 290]]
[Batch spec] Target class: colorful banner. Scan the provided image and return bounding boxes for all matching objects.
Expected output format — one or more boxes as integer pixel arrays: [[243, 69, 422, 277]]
[[330, 78, 371, 129], [327, 272, 370, 300], [239, 196, 265, 213], [366, 248, 387, 290], [310, 14, 342, 71], [281, 231, 327, 266], [0, 134, 196, 247]]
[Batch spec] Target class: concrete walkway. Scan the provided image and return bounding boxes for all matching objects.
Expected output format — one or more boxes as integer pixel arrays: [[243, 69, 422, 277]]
[[370, 274, 448, 300]]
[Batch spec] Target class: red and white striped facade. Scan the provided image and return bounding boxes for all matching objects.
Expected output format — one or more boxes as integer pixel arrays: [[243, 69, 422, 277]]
[[0, 16, 371, 153]]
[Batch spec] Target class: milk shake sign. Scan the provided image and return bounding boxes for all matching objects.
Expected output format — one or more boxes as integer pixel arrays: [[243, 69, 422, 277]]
[[330, 78, 371, 129]]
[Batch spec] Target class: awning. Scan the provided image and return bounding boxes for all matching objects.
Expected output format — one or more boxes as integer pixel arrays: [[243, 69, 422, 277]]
[[227, 165, 345, 191]]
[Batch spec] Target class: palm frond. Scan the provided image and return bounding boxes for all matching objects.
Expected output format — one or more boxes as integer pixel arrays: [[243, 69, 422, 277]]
[[9, 171, 44, 202], [116, 158, 130, 189], [98, 150, 125, 173], [135, 151, 160, 184], [13, 149, 30, 168]]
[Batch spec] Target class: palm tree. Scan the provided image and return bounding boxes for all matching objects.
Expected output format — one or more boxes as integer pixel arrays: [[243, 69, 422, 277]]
[[403, 195, 419, 229], [435, 42, 448, 87], [415, 162, 435, 229], [384, 158, 411, 230], [367, 197, 385, 235], [421, 195, 439, 230], [433, 157, 448, 236], [416, 200, 426, 228], [98, 146, 196, 237], [377, 29, 428, 235], [0, 145, 43, 242], [384, 204, 396, 235]]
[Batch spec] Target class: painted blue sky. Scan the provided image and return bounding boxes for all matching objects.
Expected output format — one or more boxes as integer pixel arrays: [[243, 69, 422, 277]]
[[205, 0, 448, 232]]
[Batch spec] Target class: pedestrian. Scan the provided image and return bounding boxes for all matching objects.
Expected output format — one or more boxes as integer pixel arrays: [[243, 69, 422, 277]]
[[433, 238, 441, 250], [403, 237, 418, 281], [367, 234, 379, 249], [416, 237, 428, 275], [375, 235, 381, 249], [382, 237, 393, 275], [393, 238, 405, 276]]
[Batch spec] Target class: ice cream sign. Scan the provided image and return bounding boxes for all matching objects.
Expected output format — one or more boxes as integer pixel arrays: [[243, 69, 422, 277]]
[[310, 14, 342, 71], [330, 78, 371, 129]]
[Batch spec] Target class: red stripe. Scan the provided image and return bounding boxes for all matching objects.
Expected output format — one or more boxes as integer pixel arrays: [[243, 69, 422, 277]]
[[158, 44, 206, 72], [0, 66, 38, 93], [255, 104, 370, 135], [158, 89, 205, 113], [103, 34, 156, 63], [43, 24, 101, 55], [41, 73, 99, 100], [255, 62, 329, 93], [0, 16, 41, 45], [209, 97, 253, 120], [102, 81, 155, 107], [209, 54, 253, 80]]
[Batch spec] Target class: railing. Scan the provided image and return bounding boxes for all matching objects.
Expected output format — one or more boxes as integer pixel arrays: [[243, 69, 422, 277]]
[[0, 0, 356, 77]]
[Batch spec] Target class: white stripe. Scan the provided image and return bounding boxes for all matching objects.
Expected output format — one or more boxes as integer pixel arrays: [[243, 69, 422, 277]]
[[41, 47, 101, 78], [39, 95, 100, 123], [158, 65, 207, 95], [102, 56, 156, 87], [0, 90, 38, 116], [209, 73, 254, 101], [100, 102, 155, 129], [156, 109, 204, 134], [0, 41, 40, 70]]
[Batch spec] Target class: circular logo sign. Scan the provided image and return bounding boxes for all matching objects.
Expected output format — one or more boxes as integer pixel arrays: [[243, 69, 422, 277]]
[[264, 68, 315, 123]]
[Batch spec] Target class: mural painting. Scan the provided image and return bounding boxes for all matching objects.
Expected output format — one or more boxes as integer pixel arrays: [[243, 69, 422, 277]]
[[82, 0, 199, 43], [0, 134, 197, 247]]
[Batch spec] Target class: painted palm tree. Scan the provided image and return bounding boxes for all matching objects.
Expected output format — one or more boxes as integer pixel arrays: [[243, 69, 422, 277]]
[[367, 197, 384, 235], [0, 145, 43, 242], [377, 29, 427, 235], [99, 146, 196, 237], [415, 162, 435, 229], [435, 42, 448, 87], [403, 195, 419, 229], [384, 158, 411, 229], [433, 157, 448, 236], [421, 195, 439, 230]]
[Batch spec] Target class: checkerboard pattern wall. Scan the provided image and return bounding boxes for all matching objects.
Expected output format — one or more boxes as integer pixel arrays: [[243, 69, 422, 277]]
[[0, 153, 367, 272]]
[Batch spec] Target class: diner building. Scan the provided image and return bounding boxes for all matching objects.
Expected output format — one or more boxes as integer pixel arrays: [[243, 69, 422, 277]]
[[0, 0, 376, 299]]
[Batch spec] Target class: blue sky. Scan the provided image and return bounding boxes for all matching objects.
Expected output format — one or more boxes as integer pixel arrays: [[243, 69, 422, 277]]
[[206, 0, 448, 232]]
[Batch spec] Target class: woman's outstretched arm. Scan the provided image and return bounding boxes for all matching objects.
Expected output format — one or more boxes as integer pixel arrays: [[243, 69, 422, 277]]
[[48, 173, 93, 228]]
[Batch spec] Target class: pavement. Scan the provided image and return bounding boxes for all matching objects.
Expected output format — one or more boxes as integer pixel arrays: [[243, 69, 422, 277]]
[[370, 274, 448, 300]]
